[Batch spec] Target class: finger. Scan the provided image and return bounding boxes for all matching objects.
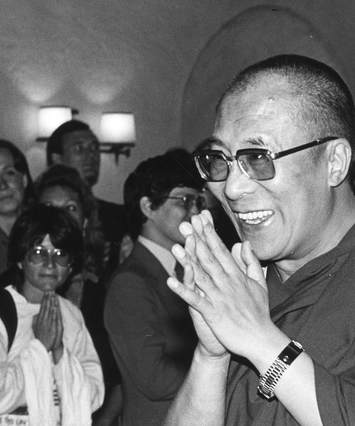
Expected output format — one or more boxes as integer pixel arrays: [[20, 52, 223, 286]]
[[190, 214, 205, 237], [183, 262, 195, 291], [179, 221, 193, 238], [231, 243, 247, 274], [173, 239, 216, 296], [200, 209, 214, 225], [184, 234, 197, 261], [39, 292, 51, 320], [240, 241, 267, 289], [193, 230, 226, 280], [198, 218, 243, 278], [167, 276, 210, 313]]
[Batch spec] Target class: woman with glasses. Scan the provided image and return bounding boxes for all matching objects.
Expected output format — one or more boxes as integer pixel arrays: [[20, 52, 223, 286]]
[[0, 204, 104, 425]]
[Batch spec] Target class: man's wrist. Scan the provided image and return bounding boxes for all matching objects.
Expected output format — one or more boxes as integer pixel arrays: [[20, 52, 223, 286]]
[[195, 343, 230, 364], [247, 326, 290, 375]]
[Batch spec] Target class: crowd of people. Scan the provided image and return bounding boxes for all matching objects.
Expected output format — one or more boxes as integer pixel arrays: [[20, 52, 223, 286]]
[[1, 52, 355, 426]]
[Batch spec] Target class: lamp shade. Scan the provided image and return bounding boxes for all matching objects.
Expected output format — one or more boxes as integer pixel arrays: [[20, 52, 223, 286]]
[[100, 112, 136, 143], [38, 106, 73, 139]]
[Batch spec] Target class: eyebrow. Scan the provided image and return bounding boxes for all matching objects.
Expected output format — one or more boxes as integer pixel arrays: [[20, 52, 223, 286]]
[[207, 136, 266, 150], [243, 136, 266, 148]]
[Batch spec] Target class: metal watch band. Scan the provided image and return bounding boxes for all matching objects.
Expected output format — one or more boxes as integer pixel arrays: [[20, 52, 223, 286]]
[[257, 340, 304, 400]]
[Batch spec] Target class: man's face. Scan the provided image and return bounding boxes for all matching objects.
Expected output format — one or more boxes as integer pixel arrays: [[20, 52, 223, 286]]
[[58, 130, 100, 187], [150, 186, 203, 250], [209, 77, 331, 264], [0, 148, 26, 217]]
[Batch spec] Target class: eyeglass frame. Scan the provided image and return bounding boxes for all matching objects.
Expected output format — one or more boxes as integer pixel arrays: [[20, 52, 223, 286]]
[[162, 194, 206, 212], [26, 245, 72, 267], [194, 136, 339, 182]]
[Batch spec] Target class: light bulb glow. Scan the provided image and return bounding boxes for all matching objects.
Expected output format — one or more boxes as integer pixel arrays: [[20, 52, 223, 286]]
[[101, 112, 136, 143]]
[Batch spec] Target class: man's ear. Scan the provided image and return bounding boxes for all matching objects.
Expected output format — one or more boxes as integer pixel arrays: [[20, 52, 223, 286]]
[[139, 196, 154, 219], [327, 138, 352, 187], [17, 262, 23, 270], [51, 153, 64, 165]]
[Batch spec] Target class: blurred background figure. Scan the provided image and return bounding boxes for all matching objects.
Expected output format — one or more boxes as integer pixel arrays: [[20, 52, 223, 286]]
[[0, 140, 34, 275], [104, 149, 204, 426], [33, 164, 122, 425], [0, 204, 104, 425], [46, 120, 130, 278]]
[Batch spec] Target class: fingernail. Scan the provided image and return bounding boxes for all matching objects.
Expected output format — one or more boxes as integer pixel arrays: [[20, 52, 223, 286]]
[[172, 244, 185, 259], [167, 277, 178, 288]]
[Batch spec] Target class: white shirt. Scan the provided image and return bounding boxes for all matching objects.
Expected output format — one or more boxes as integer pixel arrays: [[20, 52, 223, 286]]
[[138, 235, 177, 276]]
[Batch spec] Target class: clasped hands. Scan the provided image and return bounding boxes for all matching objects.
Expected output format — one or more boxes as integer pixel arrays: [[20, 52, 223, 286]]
[[32, 291, 64, 364], [167, 210, 273, 367]]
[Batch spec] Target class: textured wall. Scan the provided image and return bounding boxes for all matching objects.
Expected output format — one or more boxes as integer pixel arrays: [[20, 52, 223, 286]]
[[0, 1, 354, 202]]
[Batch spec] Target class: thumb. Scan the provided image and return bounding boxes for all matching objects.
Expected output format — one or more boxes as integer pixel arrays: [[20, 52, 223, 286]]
[[241, 241, 267, 289]]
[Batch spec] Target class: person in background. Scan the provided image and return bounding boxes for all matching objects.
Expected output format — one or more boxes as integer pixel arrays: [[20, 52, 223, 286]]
[[33, 164, 122, 426], [104, 149, 204, 426], [0, 139, 34, 275], [0, 204, 104, 425], [46, 120, 130, 278], [164, 54, 355, 426]]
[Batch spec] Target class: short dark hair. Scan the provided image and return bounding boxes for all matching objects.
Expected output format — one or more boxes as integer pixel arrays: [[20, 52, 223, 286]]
[[217, 54, 355, 149], [46, 120, 92, 166], [0, 139, 34, 202], [124, 149, 204, 238], [8, 204, 84, 288]]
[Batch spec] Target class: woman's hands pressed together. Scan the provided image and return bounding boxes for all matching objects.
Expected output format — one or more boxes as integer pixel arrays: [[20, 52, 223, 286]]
[[32, 291, 64, 363]]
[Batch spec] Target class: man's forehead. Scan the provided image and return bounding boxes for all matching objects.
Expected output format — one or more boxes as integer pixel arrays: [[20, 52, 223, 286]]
[[62, 130, 98, 145], [215, 80, 299, 144]]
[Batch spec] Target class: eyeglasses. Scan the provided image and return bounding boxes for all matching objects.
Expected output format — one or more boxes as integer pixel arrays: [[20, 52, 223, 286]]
[[194, 136, 338, 182], [27, 246, 71, 267], [164, 194, 206, 212]]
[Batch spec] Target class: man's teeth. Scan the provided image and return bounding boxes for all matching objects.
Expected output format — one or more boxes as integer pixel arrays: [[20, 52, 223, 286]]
[[238, 210, 273, 224]]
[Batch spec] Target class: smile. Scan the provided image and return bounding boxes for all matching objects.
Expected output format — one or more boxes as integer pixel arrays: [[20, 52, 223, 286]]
[[237, 210, 273, 225]]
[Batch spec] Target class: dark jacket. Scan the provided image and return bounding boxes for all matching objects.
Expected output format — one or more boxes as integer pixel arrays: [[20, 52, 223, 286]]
[[104, 242, 196, 426]]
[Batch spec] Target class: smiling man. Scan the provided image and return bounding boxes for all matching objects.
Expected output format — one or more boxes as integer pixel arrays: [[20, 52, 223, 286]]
[[164, 55, 355, 426], [104, 149, 205, 426]]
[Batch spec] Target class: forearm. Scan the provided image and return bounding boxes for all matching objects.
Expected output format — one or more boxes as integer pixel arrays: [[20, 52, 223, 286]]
[[164, 344, 230, 426], [251, 327, 322, 426], [274, 352, 322, 426]]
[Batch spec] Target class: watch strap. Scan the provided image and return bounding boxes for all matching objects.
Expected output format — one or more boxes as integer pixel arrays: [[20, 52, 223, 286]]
[[257, 340, 303, 400]]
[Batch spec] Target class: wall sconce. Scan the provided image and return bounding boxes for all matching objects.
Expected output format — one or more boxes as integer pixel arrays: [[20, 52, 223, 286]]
[[99, 112, 136, 163], [36, 106, 78, 142]]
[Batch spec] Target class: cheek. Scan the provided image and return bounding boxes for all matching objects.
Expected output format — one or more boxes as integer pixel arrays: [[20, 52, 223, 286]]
[[207, 182, 225, 202]]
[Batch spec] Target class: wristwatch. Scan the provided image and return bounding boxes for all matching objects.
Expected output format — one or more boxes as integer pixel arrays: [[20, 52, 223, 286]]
[[257, 340, 304, 400]]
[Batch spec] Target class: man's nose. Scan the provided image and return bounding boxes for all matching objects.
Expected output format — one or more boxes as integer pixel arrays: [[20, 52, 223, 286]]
[[223, 161, 255, 200]]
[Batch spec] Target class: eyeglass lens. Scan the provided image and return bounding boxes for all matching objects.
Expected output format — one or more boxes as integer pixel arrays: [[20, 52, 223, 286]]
[[28, 247, 70, 267], [196, 151, 275, 182]]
